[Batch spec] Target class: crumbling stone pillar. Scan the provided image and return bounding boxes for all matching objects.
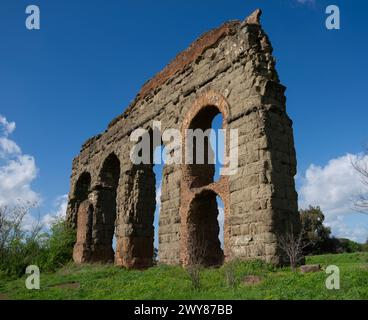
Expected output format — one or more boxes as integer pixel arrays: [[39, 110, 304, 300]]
[[114, 164, 155, 268], [89, 153, 121, 263], [73, 200, 93, 263]]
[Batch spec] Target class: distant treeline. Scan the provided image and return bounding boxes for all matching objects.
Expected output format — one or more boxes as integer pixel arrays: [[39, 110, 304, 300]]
[[300, 206, 368, 255]]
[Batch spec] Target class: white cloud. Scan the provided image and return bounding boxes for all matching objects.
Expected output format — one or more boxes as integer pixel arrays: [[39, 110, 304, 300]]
[[22, 211, 40, 232], [0, 137, 21, 156], [0, 115, 69, 233], [0, 115, 16, 136], [0, 114, 40, 207], [298, 153, 368, 243], [326, 216, 368, 243], [42, 194, 68, 229], [20, 195, 68, 233], [156, 183, 162, 207]]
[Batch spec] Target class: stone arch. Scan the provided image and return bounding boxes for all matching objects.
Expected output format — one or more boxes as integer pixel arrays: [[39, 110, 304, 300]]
[[91, 152, 121, 262], [180, 91, 231, 266], [182, 91, 230, 189], [99, 153, 121, 189], [74, 171, 91, 201]]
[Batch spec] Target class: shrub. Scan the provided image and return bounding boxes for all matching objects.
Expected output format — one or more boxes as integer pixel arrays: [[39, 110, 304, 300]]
[[187, 264, 202, 290], [300, 206, 332, 255], [0, 203, 76, 278], [223, 261, 237, 288], [337, 238, 363, 253], [0, 203, 47, 278], [0, 236, 46, 278], [40, 219, 76, 272]]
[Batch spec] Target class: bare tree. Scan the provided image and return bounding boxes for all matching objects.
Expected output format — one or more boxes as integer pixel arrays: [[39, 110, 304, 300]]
[[352, 149, 368, 214], [278, 221, 310, 272]]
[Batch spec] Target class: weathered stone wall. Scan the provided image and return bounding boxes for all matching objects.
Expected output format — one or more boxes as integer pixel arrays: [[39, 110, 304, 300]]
[[66, 9, 300, 268]]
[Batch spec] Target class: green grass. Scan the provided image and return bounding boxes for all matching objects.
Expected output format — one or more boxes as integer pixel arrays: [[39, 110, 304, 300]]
[[0, 252, 367, 300]]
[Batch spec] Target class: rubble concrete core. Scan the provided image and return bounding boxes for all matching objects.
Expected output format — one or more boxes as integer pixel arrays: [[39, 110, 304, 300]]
[[66, 9, 300, 268]]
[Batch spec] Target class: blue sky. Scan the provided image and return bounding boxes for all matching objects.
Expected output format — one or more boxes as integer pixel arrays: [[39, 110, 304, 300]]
[[1, 0, 368, 243]]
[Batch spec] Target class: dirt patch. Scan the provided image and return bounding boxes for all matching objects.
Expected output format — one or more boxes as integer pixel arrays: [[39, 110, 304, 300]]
[[53, 282, 80, 290], [243, 275, 262, 285], [0, 293, 9, 300]]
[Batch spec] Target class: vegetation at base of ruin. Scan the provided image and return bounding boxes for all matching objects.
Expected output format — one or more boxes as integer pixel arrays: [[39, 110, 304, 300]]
[[0, 204, 76, 278], [0, 252, 367, 300]]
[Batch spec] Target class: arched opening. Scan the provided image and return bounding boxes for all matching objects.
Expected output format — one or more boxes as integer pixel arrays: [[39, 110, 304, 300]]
[[152, 144, 163, 264], [73, 172, 93, 263], [187, 190, 224, 267], [216, 196, 225, 250], [74, 171, 91, 202], [94, 153, 120, 262], [73, 171, 92, 231], [186, 105, 225, 188], [211, 113, 224, 182]]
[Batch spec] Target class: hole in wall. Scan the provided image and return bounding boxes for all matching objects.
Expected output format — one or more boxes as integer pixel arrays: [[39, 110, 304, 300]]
[[97, 153, 120, 262], [152, 144, 163, 264], [187, 190, 224, 267], [211, 113, 224, 182], [74, 172, 91, 202], [186, 105, 225, 188]]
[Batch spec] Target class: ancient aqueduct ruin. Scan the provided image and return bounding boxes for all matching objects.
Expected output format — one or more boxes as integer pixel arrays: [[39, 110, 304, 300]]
[[66, 9, 300, 269]]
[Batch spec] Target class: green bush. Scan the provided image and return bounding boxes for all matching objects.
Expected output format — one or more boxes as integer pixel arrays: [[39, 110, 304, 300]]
[[222, 260, 237, 288], [0, 217, 75, 278], [0, 236, 46, 278], [40, 219, 76, 272], [187, 264, 202, 290], [338, 238, 363, 253]]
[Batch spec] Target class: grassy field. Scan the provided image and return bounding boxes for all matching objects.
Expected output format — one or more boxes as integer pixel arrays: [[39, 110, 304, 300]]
[[0, 252, 367, 300]]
